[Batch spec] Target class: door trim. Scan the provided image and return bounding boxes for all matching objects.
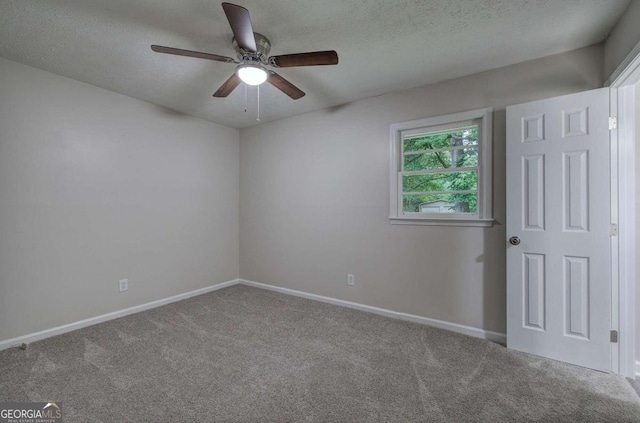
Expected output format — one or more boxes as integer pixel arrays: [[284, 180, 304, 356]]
[[607, 47, 640, 378]]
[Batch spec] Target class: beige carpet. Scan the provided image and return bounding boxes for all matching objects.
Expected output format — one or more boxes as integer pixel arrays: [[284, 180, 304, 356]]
[[1, 284, 639, 422]]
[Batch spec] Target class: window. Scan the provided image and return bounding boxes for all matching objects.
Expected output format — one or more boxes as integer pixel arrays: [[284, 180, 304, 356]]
[[389, 108, 493, 227]]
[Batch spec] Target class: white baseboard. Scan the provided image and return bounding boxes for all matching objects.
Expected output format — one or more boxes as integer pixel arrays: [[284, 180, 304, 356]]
[[0, 277, 507, 352], [240, 279, 506, 344], [0, 278, 240, 351]]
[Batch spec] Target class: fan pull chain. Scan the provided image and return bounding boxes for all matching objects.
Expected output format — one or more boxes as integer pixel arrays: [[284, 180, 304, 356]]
[[244, 84, 248, 113], [256, 84, 261, 122]]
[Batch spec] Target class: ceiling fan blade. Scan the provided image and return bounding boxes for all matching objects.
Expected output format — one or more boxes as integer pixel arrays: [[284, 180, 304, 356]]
[[221, 2, 257, 52], [268, 71, 305, 100], [213, 73, 241, 97], [269, 50, 338, 68], [151, 45, 237, 63]]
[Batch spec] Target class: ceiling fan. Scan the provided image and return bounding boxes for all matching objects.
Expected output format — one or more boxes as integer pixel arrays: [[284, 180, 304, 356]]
[[151, 2, 338, 100]]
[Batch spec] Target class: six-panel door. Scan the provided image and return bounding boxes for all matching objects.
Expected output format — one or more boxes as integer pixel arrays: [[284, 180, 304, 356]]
[[506, 88, 611, 372]]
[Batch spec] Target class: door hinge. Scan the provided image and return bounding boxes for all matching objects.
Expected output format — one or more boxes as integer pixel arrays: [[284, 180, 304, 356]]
[[609, 116, 617, 130], [610, 223, 618, 236], [610, 330, 618, 343]]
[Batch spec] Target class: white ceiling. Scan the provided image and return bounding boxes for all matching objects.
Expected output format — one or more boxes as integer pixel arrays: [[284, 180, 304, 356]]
[[0, 0, 630, 129]]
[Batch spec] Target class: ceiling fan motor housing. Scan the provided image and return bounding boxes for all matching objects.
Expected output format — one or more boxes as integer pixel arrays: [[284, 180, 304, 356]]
[[232, 32, 271, 65]]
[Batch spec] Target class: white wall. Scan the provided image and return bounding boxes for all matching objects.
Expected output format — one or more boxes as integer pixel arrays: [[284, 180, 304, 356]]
[[604, 0, 640, 80], [239, 45, 604, 335], [0, 58, 239, 342]]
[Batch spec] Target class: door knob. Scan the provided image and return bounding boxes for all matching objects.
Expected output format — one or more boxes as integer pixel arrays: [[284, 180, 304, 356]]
[[509, 236, 520, 246]]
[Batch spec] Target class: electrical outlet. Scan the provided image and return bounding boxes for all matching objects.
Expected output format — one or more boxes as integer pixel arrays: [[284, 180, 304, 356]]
[[347, 274, 355, 286], [119, 279, 128, 292]]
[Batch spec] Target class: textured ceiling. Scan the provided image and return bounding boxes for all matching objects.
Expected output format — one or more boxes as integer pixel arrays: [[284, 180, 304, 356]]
[[0, 0, 631, 128]]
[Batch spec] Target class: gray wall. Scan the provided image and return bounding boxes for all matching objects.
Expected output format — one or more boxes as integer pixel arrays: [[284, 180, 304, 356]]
[[604, 0, 640, 80], [1, 40, 627, 356], [239, 45, 604, 335], [0, 58, 239, 342], [636, 80, 640, 365]]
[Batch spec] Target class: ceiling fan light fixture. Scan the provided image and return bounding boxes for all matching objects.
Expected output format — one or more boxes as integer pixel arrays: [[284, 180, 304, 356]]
[[236, 64, 268, 86]]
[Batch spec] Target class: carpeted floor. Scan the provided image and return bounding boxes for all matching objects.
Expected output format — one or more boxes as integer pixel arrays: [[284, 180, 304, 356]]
[[1, 284, 639, 422]]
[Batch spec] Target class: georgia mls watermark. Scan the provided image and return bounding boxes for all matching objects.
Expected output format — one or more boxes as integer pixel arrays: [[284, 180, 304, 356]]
[[0, 402, 63, 423]]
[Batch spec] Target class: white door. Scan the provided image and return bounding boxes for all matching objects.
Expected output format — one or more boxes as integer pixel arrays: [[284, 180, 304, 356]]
[[506, 88, 611, 372]]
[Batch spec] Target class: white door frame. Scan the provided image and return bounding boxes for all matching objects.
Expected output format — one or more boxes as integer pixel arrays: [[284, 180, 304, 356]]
[[605, 42, 640, 378]]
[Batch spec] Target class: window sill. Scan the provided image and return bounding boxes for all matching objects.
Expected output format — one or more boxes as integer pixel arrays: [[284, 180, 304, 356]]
[[389, 216, 494, 227]]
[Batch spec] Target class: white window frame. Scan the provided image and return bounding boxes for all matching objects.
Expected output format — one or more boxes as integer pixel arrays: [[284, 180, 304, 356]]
[[389, 108, 494, 227]]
